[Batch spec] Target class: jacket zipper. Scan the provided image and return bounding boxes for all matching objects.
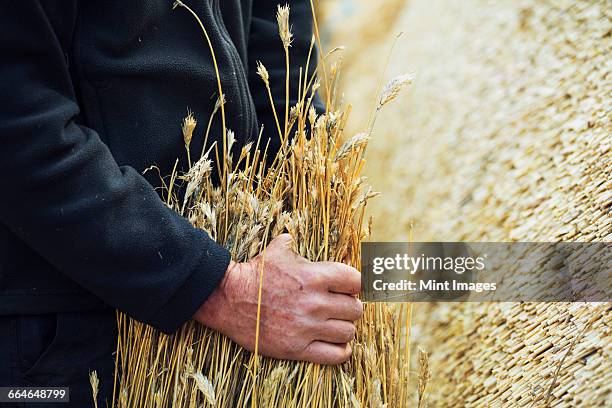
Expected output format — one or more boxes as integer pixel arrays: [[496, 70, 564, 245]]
[[211, 0, 255, 142]]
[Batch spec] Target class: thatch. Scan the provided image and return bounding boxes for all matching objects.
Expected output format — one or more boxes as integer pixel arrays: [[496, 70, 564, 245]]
[[323, 0, 611, 406], [110, 2, 417, 406]]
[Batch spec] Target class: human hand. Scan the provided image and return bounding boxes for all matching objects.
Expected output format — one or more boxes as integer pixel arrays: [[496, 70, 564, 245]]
[[194, 234, 363, 365]]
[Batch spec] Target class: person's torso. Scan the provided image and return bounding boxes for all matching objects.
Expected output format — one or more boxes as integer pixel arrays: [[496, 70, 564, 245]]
[[0, 0, 260, 313], [72, 0, 258, 180]]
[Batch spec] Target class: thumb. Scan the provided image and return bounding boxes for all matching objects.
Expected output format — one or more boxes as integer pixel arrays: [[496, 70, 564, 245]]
[[266, 233, 305, 261], [270, 233, 294, 249]]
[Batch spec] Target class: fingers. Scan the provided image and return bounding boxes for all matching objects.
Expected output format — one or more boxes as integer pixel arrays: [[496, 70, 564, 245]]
[[300, 341, 352, 365], [321, 293, 363, 321], [316, 319, 356, 344], [318, 261, 361, 295]]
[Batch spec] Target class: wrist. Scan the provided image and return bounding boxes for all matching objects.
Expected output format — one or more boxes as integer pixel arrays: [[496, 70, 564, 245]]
[[193, 260, 239, 329]]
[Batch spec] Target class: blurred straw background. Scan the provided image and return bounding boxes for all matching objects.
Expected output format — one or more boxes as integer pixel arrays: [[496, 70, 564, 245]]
[[319, 0, 611, 406]]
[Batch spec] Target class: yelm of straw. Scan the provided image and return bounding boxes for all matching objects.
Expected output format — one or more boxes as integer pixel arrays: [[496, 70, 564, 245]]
[[112, 2, 414, 407]]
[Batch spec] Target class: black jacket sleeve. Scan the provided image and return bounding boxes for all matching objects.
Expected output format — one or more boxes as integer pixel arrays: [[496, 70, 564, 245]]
[[248, 0, 326, 149], [0, 1, 230, 333]]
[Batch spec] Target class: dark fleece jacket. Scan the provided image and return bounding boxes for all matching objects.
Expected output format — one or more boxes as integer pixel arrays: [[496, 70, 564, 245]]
[[0, 0, 322, 333]]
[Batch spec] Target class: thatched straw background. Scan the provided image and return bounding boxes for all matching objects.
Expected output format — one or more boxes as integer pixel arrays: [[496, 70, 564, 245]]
[[321, 0, 611, 406]]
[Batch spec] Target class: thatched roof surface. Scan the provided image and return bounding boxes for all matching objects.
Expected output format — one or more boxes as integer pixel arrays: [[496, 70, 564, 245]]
[[324, 0, 611, 405]]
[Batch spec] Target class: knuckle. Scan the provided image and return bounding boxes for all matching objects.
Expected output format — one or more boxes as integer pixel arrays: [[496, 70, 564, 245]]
[[354, 299, 364, 319], [302, 266, 324, 286], [354, 274, 362, 292], [304, 295, 324, 314], [283, 336, 305, 357], [344, 344, 353, 361], [332, 261, 352, 275], [271, 233, 294, 252], [335, 261, 358, 275], [334, 345, 352, 364], [332, 322, 356, 343], [286, 343, 302, 356], [344, 323, 356, 341], [333, 262, 361, 291], [349, 270, 362, 289], [274, 233, 292, 244]]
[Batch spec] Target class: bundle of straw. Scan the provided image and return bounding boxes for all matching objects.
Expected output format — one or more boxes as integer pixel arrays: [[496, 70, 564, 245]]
[[111, 1, 414, 406]]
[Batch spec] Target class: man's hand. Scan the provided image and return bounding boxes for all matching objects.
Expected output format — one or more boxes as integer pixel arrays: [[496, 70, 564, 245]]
[[194, 234, 363, 365]]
